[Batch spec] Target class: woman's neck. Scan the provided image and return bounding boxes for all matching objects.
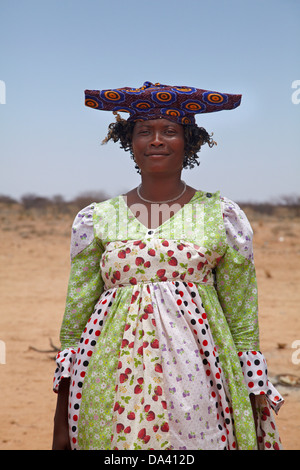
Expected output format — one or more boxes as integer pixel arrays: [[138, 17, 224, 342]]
[[139, 174, 184, 202]]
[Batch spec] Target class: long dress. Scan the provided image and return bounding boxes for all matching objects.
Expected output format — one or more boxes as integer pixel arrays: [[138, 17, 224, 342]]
[[53, 190, 284, 450]]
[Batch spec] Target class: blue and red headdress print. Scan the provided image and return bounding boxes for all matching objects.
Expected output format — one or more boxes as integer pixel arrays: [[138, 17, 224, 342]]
[[85, 81, 242, 125]]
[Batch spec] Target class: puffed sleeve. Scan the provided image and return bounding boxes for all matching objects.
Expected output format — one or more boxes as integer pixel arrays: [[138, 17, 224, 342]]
[[215, 197, 284, 414], [53, 203, 104, 392]]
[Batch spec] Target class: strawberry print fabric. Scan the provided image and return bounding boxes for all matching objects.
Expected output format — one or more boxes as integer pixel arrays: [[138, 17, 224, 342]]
[[54, 191, 283, 450]]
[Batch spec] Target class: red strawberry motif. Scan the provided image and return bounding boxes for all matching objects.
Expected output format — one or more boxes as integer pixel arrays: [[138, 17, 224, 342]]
[[134, 384, 143, 394], [172, 271, 179, 278], [168, 257, 178, 266], [129, 277, 137, 285], [119, 373, 128, 383], [154, 385, 162, 396], [118, 250, 126, 259], [144, 304, 153, 313], [262, 406, 270, 417], [161, 422, 169, 432], [146, 411, 155, 421], [123, 264, 130, 272], [143, 435, 150, 443], [113, 270, 121, 280], [153, 424, 159, 432], [167, 250, 174, 256], [150, 339, 159, 349], [144, 261, 151, 268], [144, 404, 151, 412], [156, 269, 166, 279], [139, 242, 146, 249], [124, 426, 131, 434], [138, 428, 146, 440], [127, 411, 135, 420], [141, 313, 149, 322], [155, 363, 163, 373], [116, 423, 124, 433], [135, 257, 144, 266], [148, 248, 156, 256], [114, 401, 120, 411], [162, 240, 169, 247]]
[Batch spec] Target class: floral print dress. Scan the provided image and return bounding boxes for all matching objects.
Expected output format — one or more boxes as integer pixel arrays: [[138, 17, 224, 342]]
[[53, 191, 283, 450]]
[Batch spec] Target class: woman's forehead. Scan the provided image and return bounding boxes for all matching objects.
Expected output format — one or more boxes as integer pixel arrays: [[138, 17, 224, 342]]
[[134, 118, 183, 130]]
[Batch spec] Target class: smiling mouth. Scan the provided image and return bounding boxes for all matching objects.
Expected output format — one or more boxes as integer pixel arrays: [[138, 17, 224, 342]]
[[145, 153, 169, 157]]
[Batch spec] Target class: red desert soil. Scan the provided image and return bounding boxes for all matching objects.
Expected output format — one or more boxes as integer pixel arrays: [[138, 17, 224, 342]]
[[0, 202, 299, 450]]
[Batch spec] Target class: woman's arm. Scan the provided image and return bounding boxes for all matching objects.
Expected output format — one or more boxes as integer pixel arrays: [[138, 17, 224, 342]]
[[52, 378, 71, 450]]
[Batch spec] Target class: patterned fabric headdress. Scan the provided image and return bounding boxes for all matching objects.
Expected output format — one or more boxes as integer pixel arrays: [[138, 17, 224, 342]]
[[85, 81, 242, 125]]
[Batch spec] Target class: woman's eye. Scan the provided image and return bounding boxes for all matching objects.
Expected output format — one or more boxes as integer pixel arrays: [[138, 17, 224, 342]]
[[138, 129, 150, 135]]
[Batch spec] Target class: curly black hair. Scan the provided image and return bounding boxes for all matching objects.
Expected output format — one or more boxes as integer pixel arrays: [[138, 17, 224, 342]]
[[102, 112, 216, 172]]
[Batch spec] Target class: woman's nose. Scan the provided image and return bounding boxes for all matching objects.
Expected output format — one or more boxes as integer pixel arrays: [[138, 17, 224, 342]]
[[150, 131, 164, 146]]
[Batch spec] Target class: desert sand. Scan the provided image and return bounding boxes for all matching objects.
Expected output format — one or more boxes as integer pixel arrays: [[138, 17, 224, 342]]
[[0, 200, 299, 450]]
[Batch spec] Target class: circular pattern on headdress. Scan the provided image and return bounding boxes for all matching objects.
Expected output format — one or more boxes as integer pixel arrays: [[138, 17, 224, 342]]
[[131, 100, 155, 112], [171, 86, 197, 94], [125, 86, 147, 95], [181, 116, 194, 125], [151, 90, 176, 105], [202, 92, 228, 106], [100, 89, 125, 103], [85, 98, 102, 109], [181, 99, 206, 113], [112, 106, 133, 115], [161, 108, 184, 118]]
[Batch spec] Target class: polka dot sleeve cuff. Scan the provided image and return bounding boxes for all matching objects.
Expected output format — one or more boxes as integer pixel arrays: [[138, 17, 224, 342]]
[[238, 350, 284, 414], [53, 348, 76, 392]]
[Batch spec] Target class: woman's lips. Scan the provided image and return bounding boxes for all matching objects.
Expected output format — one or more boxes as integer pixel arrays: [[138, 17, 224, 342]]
[[145, 153, 169, 157]]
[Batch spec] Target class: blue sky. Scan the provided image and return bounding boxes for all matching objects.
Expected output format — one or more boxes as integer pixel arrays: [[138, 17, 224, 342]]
[[1, 0, 299, 203]]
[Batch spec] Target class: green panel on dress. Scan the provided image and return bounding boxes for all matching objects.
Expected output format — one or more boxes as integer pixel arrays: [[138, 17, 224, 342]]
[[78, 287, 132, 450]]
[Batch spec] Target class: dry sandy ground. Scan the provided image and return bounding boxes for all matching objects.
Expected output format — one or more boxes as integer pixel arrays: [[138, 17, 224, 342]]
[[0, 203, 299, 450]]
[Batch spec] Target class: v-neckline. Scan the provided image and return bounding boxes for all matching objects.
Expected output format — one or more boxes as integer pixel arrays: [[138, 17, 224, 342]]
[[119, 190, 203, 232]]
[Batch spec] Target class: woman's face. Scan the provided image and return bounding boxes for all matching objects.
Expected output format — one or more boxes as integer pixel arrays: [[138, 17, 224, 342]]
[[131, 118, 185, 176]]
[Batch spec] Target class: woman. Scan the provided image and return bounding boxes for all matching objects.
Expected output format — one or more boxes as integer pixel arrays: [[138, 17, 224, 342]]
[[52, 82, 283, 450]]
